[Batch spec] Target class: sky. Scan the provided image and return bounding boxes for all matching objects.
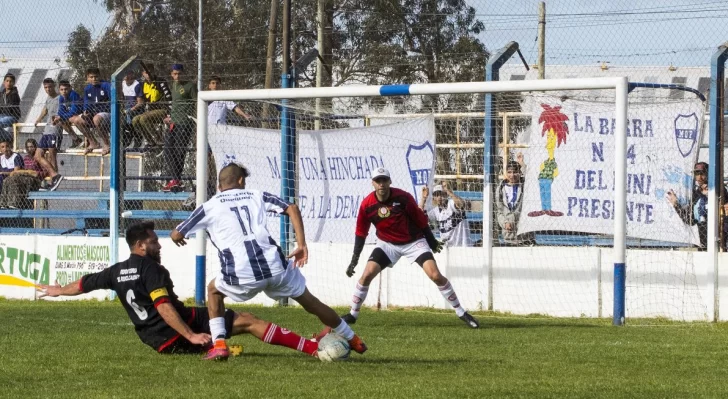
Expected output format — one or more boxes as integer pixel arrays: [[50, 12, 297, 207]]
[[1, 0, 727, 67], [0, 0, 111, 60]]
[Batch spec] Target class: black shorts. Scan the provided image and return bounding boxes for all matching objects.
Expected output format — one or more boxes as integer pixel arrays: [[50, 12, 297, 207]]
[[158, 307, 235, 354]]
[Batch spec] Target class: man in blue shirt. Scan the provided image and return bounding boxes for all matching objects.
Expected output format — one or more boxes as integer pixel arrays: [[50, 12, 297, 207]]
[[69, 68, 112, 155]]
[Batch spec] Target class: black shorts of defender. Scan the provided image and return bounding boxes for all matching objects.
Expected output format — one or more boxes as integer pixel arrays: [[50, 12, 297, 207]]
[[158, 308, 235, 354], [367, 248, 434, 268]]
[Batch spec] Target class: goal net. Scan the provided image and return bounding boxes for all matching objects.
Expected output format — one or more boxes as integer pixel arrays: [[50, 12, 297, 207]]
[[195, 78, 712, 322]]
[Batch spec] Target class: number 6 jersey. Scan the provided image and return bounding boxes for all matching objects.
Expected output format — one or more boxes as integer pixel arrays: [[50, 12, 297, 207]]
[[176, 189, 290, 285], [78, 254, 193, 351]]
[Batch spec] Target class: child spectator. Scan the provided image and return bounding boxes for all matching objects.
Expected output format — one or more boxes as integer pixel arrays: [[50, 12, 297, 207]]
[[53, 80, 84, 149], [0, 138, 23, 192], [0, 139, 48, 209], [33, 78, 63, 190], [0, 73, 21, 142], [122, 69, 145, 148], [70, 68, 112, 155], [667, 162, 728, 251], [495, 156, 534, 246], [419, 181, 473, 247]]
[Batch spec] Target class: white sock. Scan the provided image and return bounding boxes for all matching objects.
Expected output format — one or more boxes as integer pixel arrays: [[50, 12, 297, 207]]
[[350, 283, 369, 318], [438, 281, 466, 317], [209, 317, 227, 341], [333, 319, 355, 340]]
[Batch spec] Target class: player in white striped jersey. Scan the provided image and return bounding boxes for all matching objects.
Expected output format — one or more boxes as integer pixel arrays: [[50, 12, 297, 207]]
[[171, 163, 367, 360]]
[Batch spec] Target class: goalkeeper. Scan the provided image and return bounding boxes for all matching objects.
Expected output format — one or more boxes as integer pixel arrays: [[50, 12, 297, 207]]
[[342, 168, 479, 329]]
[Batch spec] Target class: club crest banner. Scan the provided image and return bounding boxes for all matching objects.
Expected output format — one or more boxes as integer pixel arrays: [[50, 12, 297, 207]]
[[519, 97, 703, 244], [209, 116, 435, 243]]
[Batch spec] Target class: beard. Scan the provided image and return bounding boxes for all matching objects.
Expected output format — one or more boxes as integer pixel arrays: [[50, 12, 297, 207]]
[[148, 252, 161, 264]]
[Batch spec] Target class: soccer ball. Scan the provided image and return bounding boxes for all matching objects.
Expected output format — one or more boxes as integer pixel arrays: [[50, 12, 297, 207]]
[[317, 333, 350, 362]]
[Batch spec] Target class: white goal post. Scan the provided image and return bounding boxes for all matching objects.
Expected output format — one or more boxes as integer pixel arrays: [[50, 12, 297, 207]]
[[195, 77, 630, 324]]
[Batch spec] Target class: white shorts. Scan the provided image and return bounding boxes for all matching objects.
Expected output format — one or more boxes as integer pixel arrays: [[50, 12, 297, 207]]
[[370, 238, 431, 267], [215, 265, 307, 302]]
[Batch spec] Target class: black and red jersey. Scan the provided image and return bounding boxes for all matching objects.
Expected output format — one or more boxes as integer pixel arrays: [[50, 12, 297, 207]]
[[355, 187, 429, 244], [79, 254, 193, 351]]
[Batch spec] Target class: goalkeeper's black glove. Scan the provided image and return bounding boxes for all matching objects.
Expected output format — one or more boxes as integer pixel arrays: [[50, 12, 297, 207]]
[[431, 239, 445, 254], [346, 261, 357, 277]]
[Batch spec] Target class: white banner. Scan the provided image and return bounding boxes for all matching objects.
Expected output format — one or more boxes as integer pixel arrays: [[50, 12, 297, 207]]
[[519, 98, 703, 244], [209, 117, 436, 243]]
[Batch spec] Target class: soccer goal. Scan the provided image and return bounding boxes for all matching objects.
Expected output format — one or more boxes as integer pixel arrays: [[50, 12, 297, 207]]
[[193, 77, 713, 324]]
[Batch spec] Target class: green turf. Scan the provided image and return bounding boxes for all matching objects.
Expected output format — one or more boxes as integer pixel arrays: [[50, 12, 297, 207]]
[[1, 299, 727, 399]]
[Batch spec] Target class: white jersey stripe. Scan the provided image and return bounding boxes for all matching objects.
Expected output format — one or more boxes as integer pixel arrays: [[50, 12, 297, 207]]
[[176, 188, 291, 285]]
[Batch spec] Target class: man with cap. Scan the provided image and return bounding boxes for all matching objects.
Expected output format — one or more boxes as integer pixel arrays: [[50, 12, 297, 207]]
[[342, 167, 480, 328], [419, 181, 473, 247], [666, 162, 726, 250], [162, 63, 197, 192]]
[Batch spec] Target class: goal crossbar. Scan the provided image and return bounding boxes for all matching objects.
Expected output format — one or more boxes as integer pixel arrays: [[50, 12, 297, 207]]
[[194, 77, 629, 325]]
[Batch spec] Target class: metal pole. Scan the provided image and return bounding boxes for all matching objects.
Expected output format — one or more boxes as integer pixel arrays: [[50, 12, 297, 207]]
[[195, 98, 209, 306], [279, 0, 292, 307], [198, 0, 203, 92], [708, 44, 728, 321], [315, 0, 324, 130], [109, 56, 137, 300], [194, 0, 205, 306], [538, 2, 545, 79], [612, 77, 628, 326], [484, 42, 521, 312]]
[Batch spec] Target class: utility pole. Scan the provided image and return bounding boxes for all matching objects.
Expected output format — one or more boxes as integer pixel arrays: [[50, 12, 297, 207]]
[[538, 1, 545, 79], [282, 0, 290, 81], [262, 0, 278, 127], [315, 0, 324, 130]]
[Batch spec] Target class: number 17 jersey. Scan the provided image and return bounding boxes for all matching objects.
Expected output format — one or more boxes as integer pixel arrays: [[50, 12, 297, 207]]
[[176, 189, 290, 285]]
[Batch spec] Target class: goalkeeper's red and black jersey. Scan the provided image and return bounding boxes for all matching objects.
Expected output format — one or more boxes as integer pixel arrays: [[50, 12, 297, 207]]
[[355, 187, 429, 244], [79, 254, 193, 351]]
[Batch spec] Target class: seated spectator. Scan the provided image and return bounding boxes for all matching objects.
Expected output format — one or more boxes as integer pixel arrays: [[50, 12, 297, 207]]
[[132, 62, 172, 148], [122, 69, 145, 148], [667, 162, 727, 251], [53, 80, 84, 149], [0, 139, 48, 209], [495, 157, 535, 246], [70, 68, 112, 155], [0, 138, 23, 192], [419, 181, 473, 247], [0, 73, 21, 142], [33, 78, 64, 190], [161, 63, 196, 192]]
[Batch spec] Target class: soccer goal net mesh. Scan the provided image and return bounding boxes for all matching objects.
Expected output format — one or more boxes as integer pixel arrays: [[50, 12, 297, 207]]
[[201, 86, 710, 321]]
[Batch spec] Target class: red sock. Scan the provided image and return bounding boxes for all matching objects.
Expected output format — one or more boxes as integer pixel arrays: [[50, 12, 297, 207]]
[[262, 323, 317, 356]]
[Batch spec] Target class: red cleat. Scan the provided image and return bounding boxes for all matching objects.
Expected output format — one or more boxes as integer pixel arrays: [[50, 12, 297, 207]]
[[313, 326, 332, 342], [348, 334, 367, 354]]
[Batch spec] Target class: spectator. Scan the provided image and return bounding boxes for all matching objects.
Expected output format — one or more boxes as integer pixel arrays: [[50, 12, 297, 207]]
[[132, 62, 172, 148], [0, 139, 48, 209], [70, 68, 112, 155], [33, 78, 64, 190], [0, 73, 21, 142], [207, 75, 250, 125], [419, 181, 473, 247], [161, 64, 197, 192], [666, 162, 727, 251], [495, 157, 535, 246], [122, 69, 145, 148], [53, 80, 83, 149], [0, 138, 23, 192]]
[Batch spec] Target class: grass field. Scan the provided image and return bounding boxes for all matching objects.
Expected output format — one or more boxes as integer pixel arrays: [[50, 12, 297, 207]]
[[2, 299, 728, 399]]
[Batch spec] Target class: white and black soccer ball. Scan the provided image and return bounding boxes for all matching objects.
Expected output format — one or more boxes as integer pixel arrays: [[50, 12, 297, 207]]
[[317, 333, 350, 362]]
